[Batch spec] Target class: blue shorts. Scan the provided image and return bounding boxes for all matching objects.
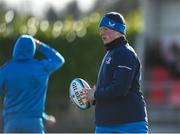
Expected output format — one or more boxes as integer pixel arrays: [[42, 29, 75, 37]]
[[95, 121, 148, 133], [3, 116, 44, 133]]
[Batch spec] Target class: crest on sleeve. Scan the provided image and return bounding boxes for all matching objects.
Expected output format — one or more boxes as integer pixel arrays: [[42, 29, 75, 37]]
[[105, 57, 112, 64]]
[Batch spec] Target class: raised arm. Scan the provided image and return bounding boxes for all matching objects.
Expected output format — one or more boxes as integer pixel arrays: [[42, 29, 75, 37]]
[[34, 39, 65, 73]]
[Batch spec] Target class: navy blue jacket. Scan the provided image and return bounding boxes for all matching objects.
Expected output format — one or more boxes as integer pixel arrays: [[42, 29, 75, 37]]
[[94, 36, 147, 126]]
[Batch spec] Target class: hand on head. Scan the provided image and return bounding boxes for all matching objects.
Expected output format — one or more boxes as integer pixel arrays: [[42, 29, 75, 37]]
[[34, 38, 42, 48]]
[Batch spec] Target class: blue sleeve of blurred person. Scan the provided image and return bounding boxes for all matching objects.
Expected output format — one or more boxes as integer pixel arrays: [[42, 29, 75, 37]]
[[38, 43, 65, 74], [42, 112, 49, 121], [0, 69, 4, 96]]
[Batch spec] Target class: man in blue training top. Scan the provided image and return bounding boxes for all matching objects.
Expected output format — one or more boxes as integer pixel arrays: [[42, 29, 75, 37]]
[[0, 35, 65, 133], [82, 12, 149, 133]]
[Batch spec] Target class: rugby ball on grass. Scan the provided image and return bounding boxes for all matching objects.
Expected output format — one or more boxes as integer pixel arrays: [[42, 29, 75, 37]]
[[69, 78, 91, 110]]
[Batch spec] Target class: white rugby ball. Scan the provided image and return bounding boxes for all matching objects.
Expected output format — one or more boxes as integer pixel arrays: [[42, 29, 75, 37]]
[[69, 78, 91, 110]]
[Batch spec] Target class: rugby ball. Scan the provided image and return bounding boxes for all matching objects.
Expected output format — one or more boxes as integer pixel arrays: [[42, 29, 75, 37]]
[[69, 78, 91, 110]]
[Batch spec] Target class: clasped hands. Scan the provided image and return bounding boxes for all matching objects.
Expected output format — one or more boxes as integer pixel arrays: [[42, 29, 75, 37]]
[[80, 86, 96, 104]]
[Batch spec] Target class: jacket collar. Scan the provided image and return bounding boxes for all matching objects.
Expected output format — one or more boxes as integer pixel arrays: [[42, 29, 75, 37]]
[[105, 36, 127, 50]]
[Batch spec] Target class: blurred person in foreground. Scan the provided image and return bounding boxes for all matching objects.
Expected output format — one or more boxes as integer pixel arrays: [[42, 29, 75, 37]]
[[82, 12, 148, 133], [0, 35, 65, 133]]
